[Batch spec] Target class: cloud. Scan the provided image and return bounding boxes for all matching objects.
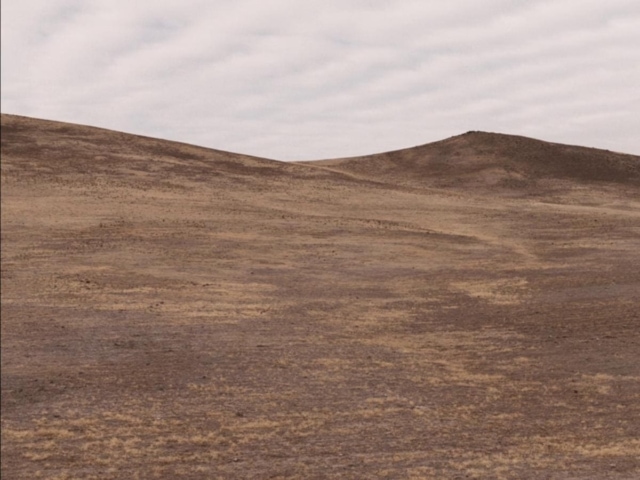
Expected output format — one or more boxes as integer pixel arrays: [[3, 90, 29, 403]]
[[2, 0, 639, 159]]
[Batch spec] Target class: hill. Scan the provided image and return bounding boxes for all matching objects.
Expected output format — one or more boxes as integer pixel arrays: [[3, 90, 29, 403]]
[[2, 114, 640, 478], [1, 113, 350, 184], [306, 131, 640, 194]]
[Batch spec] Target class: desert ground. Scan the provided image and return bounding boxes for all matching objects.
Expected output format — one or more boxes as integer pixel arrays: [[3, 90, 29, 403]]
[[2, 113, 639, 479]]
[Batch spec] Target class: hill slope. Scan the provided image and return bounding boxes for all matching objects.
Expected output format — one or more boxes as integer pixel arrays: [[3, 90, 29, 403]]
[[306, 131, 640, 193], [2, 115, 640, 478], [1, 113, 349, 185]]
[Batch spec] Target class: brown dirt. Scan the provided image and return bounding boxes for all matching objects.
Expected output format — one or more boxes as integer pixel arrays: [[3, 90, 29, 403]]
[[309, 131, 640, 195], [2, 113, 640, 479]]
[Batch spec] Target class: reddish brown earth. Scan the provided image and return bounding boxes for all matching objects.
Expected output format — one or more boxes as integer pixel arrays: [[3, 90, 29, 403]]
[[2, 113, 639, 479]]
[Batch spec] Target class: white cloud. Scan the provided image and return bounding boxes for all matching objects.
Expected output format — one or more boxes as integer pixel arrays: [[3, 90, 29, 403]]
[[2, 0, 639, 159]]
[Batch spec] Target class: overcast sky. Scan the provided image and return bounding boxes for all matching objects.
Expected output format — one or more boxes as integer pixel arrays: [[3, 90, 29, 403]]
[[2, 1, 639, 160]]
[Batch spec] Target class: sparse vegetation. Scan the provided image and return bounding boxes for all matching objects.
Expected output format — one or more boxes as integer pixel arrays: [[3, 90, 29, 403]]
[[2, 114, 639, 478]]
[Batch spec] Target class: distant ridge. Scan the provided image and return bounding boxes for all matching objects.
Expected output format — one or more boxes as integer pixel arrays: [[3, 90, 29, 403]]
[[2, 114, 638, 195], [305, 131, 640, 192], [0, 113, 348, 184]]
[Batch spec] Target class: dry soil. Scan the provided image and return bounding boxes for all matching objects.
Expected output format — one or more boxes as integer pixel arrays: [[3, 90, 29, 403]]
[[2, 114, 640, 479]]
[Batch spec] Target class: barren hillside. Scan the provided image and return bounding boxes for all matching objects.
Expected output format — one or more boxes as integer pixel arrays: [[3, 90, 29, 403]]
[[2, 114, 640, 479], [308, 131, 640, 194]]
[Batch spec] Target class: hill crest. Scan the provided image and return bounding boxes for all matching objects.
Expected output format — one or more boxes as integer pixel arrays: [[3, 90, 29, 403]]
[[305, 130, 640, 192], [3, 114, 638, 194]]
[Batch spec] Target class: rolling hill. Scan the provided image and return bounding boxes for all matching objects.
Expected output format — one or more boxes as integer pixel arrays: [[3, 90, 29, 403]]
[[306, 130, 640, 193], [2, 114, 640, 478]]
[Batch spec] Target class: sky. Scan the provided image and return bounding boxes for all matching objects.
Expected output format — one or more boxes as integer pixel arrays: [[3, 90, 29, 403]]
[[2, 1, 639, 160]]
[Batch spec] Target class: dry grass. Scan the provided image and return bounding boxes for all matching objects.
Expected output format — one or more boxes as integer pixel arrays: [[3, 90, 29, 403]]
[[2, 114, 639, 478]]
